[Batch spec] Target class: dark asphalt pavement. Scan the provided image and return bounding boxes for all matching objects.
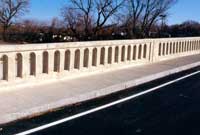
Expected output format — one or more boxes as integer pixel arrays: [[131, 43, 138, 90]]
[[36, 71, 200, 135], [2, 67, 200, 135]]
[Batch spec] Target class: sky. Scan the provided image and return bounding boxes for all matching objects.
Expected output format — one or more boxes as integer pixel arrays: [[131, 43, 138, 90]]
[[23, 0, 200, 25], [23, 0, 65, 22]]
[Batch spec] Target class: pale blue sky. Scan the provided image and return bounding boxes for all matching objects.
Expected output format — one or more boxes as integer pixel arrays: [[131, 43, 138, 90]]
[[167, 0, 200, 24], [23, 0, 200, 25]]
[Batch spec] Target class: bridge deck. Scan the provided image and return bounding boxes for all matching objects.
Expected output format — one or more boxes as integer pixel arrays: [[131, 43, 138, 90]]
[[0, 54, 200, 125]]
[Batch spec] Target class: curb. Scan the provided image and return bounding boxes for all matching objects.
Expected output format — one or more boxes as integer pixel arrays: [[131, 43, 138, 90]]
[[1, 61, 200, 125]]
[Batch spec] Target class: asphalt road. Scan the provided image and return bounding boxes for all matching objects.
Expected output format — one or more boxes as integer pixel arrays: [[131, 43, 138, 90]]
[[2, 67, 200, 135]]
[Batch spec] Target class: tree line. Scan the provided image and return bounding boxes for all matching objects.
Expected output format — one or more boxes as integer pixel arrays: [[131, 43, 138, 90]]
[[1, 0, 198, 44]]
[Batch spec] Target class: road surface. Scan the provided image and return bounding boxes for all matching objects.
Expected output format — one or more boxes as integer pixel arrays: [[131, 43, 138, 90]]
[[2, 67, 200, 135]]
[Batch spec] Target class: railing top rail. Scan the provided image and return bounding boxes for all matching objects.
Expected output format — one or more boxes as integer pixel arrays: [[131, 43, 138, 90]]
[[155, 37, 200, 42]]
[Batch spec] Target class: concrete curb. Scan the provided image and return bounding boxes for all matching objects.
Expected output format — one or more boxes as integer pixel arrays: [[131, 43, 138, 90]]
[[1, 61, 200, 125]]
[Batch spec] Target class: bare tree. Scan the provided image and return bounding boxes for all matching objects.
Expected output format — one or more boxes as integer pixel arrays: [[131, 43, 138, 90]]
[[124, 0, 177, 38], [62, 0, 125, 40], [62, 0, 93, 40], [142, 0, 177, 37], [0, 0, 29, 41], [124, 0, 145, 38], [93, 0, 125, 36]]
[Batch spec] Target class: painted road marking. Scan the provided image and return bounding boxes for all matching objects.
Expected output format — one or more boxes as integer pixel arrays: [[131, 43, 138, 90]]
[[16, 70, 200, 135]]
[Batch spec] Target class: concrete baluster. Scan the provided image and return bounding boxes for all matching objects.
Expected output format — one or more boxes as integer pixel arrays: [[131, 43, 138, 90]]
[[7, 53, 15, 81], [35, 51, 43, 77], [48, 50, 55, 75], [96, 47, 101, 67], [104, 46, 108, 66], [68, 49, 75, 71], [118, 46, 122, 63], [59, 49, 65, 73], [21, 52, 30, 79], [88, 48, 93, 69]]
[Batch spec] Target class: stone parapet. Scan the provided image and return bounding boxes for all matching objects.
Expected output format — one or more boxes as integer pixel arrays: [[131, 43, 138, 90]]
[[0, 37, 200, 87]]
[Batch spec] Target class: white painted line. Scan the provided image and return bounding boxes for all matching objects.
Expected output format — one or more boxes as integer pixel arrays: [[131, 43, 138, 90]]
[[16, 70, 200, 135]]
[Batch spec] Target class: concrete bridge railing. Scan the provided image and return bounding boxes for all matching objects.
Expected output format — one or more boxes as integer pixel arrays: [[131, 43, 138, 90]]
[[0, 37, 200, 86]]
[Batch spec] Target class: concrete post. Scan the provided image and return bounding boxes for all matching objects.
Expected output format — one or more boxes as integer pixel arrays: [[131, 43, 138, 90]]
[[48, 50, 55, 74], [88, 48, 93, 69], [60, 49, 65, 73], [80, 49, 84, 70], [146, 43, 151, 61], [135, 45, 139, 61], [22, 52, 30, 79], [96, 47, 101, 67], [7, 53, 15, 81], [69, 49, 75, 71], [124, 45, 128, 63], [36, 51, 43, 77], [152, 40, 160, 62], [118, 46, 122, 64], [140, 44, 144, 60], [111, 46, 115, 65], [104, 46, 108, 66], [130, 45, 133, 62]]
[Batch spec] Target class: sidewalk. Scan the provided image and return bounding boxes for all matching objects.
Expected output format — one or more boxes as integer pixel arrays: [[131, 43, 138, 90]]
[[0, 54, 200, 125]]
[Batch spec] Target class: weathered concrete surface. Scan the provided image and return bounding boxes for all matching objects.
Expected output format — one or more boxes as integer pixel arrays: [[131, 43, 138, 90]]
[[0, 54, 200, 125], [1, 37, 200, 87]]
